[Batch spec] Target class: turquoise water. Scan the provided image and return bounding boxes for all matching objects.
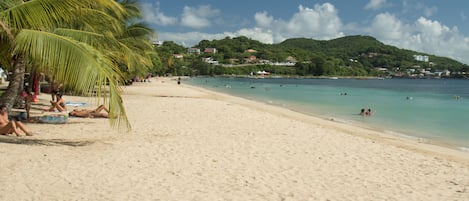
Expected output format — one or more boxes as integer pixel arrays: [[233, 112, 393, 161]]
[[186, 77, 469, 150]]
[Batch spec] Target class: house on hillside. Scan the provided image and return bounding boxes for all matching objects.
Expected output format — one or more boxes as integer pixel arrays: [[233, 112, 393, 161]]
[[413, 55, 429, 62], [152, 40, 163, 47], [188, 48, 201, 54], [204, 48, 217, 54], [202, 57, 219, 65], [244, 55, 257, 63], [173, 54, 184, 60]]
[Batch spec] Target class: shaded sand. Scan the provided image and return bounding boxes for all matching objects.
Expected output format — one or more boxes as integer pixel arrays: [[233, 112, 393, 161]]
[[0, 77, 468, 200]]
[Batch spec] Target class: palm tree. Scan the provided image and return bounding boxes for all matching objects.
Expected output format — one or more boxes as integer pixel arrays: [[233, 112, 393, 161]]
[[0, 0, 140, 131], [114, 0, 156, 80]]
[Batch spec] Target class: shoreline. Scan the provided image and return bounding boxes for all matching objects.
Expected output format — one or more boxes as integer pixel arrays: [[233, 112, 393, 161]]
[[0, 77, 468, 200], [185, 76, 469, 153], [181, 81, 469, 165]]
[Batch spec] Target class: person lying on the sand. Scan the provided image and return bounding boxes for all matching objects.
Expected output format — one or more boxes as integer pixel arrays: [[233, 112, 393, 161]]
[[68, 105, 109, 118], [0, 105, 33, 136], [45, 93, 66, 112]]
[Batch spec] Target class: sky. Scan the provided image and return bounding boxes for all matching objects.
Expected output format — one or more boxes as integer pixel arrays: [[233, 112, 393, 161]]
[[140, 0, 469, 65]]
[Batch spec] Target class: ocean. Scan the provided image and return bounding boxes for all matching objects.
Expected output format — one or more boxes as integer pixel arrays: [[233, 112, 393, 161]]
[[185, 77, 469, 151]]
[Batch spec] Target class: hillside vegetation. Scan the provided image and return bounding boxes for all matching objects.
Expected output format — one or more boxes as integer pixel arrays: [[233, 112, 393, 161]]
[[155, 35, 468, 78]]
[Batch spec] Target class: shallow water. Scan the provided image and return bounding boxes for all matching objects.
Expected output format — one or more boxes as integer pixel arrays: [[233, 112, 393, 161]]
[[186, 77, 469, 150]]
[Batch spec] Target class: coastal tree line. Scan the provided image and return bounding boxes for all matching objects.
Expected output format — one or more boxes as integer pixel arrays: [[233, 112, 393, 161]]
[[155, 36, 469, 78]]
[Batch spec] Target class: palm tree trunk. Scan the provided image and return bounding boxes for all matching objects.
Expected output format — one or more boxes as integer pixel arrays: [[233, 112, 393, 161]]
[[1, 54, 25, 111]]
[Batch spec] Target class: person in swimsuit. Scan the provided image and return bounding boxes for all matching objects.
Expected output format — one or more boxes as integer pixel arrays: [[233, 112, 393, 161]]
[[69, 105, 109, 118], [46, 93, 66, 112], [0, 105, 32, 136]]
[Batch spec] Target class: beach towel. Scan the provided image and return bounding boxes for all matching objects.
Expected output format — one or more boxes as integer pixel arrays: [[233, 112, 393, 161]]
[[65, 101, 88, 107], [38, 114, 68, 124]]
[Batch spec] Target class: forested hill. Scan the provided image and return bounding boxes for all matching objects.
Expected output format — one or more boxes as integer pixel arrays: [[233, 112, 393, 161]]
[[192, 35, 467, 72], [275, 36, 466, 71], [157, 35, 468, 77]]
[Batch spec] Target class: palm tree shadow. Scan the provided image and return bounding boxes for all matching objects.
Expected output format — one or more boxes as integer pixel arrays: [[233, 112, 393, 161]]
[[0, 136, 94, 147]]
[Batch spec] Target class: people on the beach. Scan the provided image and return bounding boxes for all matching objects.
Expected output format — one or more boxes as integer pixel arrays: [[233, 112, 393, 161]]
[[22, 89, 34, 120], [68, 105, 110, 118], [45, 93, 66, 112], [0, 105, 32, 136], [51, 82, 62, 102]]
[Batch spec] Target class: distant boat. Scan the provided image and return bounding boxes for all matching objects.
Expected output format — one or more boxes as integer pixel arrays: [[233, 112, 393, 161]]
[[329, 77, 338, 80]]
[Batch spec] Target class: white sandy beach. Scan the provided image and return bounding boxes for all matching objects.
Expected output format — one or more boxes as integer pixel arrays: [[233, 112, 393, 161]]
[[0, 77, 468, 200]]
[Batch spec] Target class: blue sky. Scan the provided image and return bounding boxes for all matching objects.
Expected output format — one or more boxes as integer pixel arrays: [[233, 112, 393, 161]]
[[140, 0, 469, 64]]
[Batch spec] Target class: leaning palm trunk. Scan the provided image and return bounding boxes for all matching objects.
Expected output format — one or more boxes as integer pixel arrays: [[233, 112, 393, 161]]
[[1, 54, 25, 111]]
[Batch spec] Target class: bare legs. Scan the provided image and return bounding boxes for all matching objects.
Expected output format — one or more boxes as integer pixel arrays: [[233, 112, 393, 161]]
[[46, 101, 66, 112], [0, 120, 31, 136], [90, 105, 109, 118]]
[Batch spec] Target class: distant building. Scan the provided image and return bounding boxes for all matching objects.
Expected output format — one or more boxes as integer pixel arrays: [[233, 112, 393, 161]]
[[152, 40, 163, 47], [413, 55, 429, 62], [244, 55, 257, 63], [188, 48, 201, 54], [202, 57, 219, 65], [173, 54, 184, 60], [256, 71, 270, 76], [204, 48, 217, 54]]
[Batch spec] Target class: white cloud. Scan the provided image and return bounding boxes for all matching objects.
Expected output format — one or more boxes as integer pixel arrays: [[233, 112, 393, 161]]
[[160, 3, 345, 46], [141, 2, 178, 26], [369, 14, 469, 64], [254, 12, 274, 28], [370, 13, 408, 40], [236, 28, 274, 44], [365, 0, 387, 10], [181, 5, 220, 29], [251, 3, 344, 43]]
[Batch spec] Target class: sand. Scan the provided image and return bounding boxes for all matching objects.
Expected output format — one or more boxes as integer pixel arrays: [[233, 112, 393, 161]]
[[0, 77, 468, 200]]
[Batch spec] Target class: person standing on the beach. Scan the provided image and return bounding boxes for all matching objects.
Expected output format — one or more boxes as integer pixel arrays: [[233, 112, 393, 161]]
[[22, 89, 34, 120], [0, 105, 32, 136], [177, 77, 181, 85]]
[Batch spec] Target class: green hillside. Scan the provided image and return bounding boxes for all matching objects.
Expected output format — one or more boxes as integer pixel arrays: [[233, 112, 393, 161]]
[[156, 35, 468, 77]]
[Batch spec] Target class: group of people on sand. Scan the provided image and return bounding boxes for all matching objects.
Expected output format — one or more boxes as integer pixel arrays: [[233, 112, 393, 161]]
[[0, 89, 110, 137], [44, 91, 110, 118]]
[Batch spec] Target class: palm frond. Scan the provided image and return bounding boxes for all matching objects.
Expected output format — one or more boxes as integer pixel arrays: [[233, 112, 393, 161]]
[[14, 29, 131, 131], [1, 0, 126, 31], [53, 28, 106, 49]]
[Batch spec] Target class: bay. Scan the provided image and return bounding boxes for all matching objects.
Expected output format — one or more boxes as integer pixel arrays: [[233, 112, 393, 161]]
[[186, 77, 469, 150]]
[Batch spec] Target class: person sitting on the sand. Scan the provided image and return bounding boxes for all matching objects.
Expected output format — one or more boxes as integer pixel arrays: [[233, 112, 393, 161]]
[[68, 105, 109, 118], [45, 93, 66, 112], [0, 104, 32, 136]]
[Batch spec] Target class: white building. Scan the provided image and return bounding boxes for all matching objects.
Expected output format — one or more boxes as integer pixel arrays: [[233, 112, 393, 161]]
[[413, 55, 429, 62]]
